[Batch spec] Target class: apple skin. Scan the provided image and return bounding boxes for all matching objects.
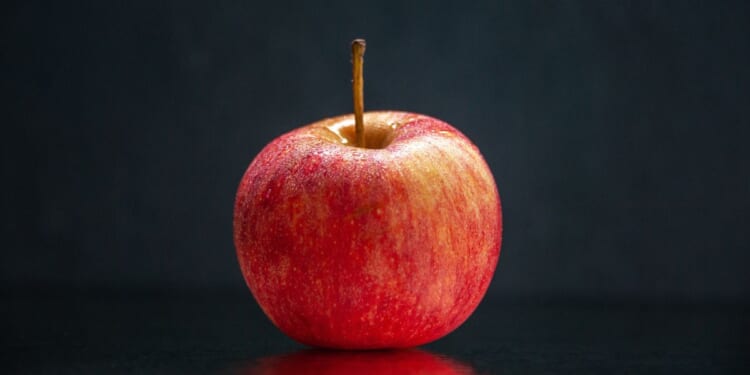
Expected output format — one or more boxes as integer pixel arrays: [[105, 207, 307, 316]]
[[234, 111, 502, 349]]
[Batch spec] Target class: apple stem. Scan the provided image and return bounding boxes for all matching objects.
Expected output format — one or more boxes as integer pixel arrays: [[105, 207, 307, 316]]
[[351, 39, 366, 147]]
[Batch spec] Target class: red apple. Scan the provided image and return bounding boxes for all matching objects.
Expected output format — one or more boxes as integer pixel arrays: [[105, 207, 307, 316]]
[[233, 40, 501, 349]]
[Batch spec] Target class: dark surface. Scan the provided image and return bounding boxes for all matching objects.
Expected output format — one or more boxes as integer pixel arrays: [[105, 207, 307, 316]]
[[3, 291, 748, 374], [3, 0, 750, 300]]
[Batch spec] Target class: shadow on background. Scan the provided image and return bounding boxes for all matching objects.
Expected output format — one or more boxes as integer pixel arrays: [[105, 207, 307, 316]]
[[234, 349, 477, 375]]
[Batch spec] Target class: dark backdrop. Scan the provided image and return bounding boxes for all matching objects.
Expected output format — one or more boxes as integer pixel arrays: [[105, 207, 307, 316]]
[[3, 1, 749, 301]]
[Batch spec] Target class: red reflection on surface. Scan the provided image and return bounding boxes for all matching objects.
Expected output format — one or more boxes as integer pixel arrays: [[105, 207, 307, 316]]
[[239, 349, 476, 375]]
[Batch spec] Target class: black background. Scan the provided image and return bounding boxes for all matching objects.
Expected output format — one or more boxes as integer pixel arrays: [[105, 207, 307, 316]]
[[4, 1, 750, 373], [4, 0, 749, 300]]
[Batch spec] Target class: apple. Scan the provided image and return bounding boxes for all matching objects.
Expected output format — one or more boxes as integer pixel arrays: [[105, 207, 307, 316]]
[[234, 39, 502, 349]]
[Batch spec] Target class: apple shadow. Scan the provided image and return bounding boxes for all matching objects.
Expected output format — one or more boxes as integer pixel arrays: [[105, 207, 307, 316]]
[[232, 348, 478, 375]]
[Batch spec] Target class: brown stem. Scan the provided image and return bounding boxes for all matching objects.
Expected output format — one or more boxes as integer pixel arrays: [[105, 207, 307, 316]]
[[351, 39, 366, 147]]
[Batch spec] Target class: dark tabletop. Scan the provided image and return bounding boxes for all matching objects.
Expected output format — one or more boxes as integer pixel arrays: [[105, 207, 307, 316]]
[[3, 290, 748, 374]]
